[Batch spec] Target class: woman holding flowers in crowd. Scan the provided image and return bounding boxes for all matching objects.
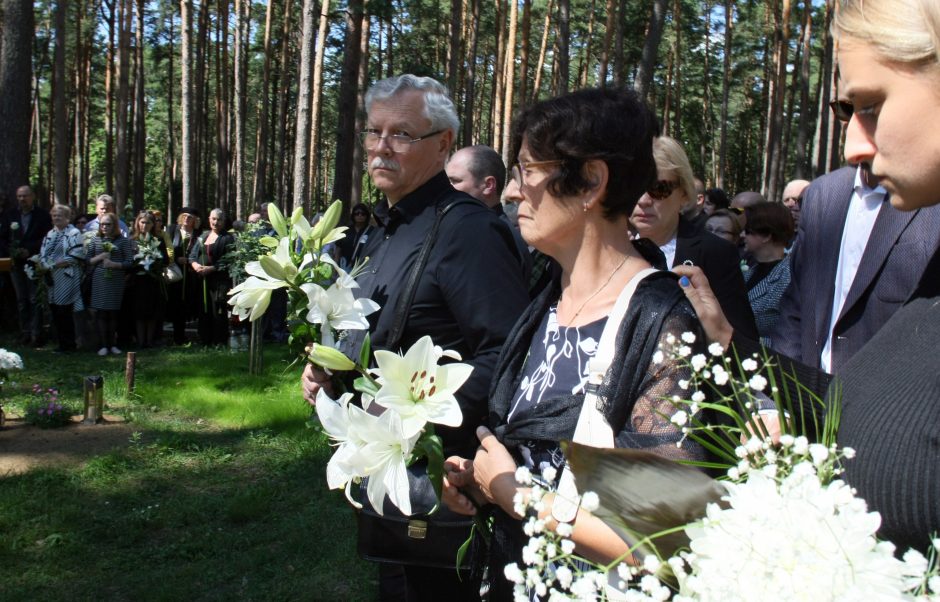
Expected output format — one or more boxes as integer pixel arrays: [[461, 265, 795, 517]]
[[40, 204, 85, 352], [129, 210, 169, 348], [86, 212, 134, 356], [675, 0, 940, 556], [189, 208, 234, 346], [442, 88, 710, 598], [166, 208, 200, 345]]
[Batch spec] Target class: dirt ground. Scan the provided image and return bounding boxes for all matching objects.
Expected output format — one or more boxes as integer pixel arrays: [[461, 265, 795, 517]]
[[0, 414, 136, 476]]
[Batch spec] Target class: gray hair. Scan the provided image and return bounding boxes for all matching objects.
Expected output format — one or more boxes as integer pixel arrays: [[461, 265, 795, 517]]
[[95, 194, 115, 209], [365, 74, 460, 136], [210, 208, 227, 222]]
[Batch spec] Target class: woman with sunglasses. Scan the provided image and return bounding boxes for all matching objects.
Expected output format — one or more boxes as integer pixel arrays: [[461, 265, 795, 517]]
[[631, 136, 758, 341], [335, 203, 374, 269], [86, 211, 134, 355], [676, 0, 940, 555], [441, 88, 715, 598]]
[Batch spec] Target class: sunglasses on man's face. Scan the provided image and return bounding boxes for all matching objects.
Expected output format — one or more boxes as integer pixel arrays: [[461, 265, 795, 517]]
[[829, 99, 854, 123], [647, 180, 681, 200]]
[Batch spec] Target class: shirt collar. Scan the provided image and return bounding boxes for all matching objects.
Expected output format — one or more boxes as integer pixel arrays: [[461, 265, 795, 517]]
[[853, 165, 887, 200], [373, 171, 452, 226]]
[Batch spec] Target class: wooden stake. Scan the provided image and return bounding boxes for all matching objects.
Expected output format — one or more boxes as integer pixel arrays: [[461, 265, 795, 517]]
[[125, 351, 137, 395]]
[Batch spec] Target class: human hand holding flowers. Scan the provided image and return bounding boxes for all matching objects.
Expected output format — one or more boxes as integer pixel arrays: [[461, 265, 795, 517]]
[[472, 426, 524, 517]]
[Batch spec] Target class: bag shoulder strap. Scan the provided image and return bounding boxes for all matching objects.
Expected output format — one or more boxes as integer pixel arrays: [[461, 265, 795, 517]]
[[553, 267, 658, 522], [385, 198, 474, 351]]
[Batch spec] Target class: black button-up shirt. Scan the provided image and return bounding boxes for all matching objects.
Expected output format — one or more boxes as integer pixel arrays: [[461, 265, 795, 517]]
[[347, 171, 530, 455]]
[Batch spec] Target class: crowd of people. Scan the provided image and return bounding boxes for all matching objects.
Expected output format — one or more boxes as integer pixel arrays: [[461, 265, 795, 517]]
[[0, 192, 251, 354], [1, 0, 938, 598]]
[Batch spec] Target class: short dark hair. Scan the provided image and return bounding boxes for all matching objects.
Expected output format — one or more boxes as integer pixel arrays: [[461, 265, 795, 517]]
[[744, 202, 794, 245], [463, 145, 507, 198], [704, 187, 730, 211], [509, 88, 658, 220]]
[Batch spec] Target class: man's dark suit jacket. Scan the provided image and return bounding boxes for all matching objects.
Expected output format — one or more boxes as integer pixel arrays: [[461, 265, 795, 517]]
[[674, 216, 759, 340], [0, 205, 52, 263], [770, 166, 940, 372]]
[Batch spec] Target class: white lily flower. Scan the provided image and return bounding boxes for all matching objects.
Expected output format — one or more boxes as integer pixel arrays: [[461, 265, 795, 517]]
[[301, 281, 379, 346], [357, 410, 419, 515], [371, 335, 471, 438], [228, 274, 287, 321]]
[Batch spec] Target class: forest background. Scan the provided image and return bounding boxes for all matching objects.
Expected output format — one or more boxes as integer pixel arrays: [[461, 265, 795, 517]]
[[0, 0, 845, 223]]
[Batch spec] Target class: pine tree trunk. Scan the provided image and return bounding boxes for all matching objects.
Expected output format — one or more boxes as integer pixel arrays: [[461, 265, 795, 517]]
[[613, 0, 626, 86], [461, 0, 480, 142], [597, 0, 615, 87], [0, 0, 33, 207], [517, 0, 531, 105], [635, 0, 669, 101], [306, 0, 331, 213], [216, 0, 230, 212], [556, 0, 569, 92], [351, 14, 371, 206], [292, 0, 318, 212], [446, 0, 461, 94], [500, 0, 518, 164], [115, 0, 132, 211], [671, 0, 682, 140], [794, 0, 813, 179], [165, 9, 177, 217], [578, 0, 595, 87], [531, 0, 553, 101], [813, 0, 835, 176], [133, 0, 146, 213], [716, 0, 733, 189], [331, 0, 364, 208], [53, 0, 70, 207], [491, 0, 506, 153], [105, 0, 115, 194], [762, 0, 790, 203], [234, 0, 250, 218], [274, 0, 295, 211], [180, 0, 194, 210], [251, 0, 274, 210]]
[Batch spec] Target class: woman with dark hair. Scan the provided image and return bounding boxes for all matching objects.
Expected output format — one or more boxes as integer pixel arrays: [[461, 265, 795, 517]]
[[86, 212, 134, 355], [741, 202, 794, 346], [334, 203, 374, 269], [702, 187, 730, 215], [129, 210, 169, 348], [704, 208, 743, 244], [442, 88, 709, 597], [189, 208, 234, 346]]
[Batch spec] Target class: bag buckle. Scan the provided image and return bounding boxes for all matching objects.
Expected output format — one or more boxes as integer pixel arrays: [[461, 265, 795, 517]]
[[407, 520, 428, 540]]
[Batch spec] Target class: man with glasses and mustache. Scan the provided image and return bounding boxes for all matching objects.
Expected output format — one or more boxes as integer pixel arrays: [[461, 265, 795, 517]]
[[302, 74, 529, 601], [770, 100, 940, 373]]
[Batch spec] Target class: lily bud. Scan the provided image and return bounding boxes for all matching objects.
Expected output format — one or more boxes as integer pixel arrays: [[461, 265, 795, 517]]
[[309, 344, 356, 372]]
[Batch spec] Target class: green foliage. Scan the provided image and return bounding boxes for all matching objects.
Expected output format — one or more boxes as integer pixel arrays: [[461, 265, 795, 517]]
[[0, 339, 376, 601]]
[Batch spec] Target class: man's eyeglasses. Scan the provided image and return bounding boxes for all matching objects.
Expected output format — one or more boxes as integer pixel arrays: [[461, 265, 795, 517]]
[[510, 160, 564, 188], [783, 195, 803, 205], [647, 180, 681, 200], [360, 129, 444, 153], [829, 99, 853, 123]]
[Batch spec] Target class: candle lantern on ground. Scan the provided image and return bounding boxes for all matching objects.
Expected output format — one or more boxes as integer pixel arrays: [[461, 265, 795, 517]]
[[83, 376, 104, 424]]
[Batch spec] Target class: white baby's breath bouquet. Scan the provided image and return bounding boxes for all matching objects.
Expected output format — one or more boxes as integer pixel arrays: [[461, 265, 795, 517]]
[[227, 201, 472, 515], [506, 335, 940, 601]]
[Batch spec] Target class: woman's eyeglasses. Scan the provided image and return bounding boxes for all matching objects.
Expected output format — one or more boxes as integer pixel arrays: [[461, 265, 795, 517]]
[[510, 160, 564, 188], [647, 180, 681, 200]]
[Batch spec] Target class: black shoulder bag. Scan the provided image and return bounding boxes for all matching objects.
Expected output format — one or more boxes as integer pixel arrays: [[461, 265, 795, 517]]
[[356, 198, 475, 570]]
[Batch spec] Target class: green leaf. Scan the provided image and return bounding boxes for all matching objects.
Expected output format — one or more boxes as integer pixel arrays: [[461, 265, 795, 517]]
[[417, 431, 444, 513], [562, 441, 727, 560], [358, 332, 372, 370], [259, 236, 279, 249]]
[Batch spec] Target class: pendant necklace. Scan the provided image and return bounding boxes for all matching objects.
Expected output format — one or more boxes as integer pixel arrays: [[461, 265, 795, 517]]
[[563, 254, 629, 325]]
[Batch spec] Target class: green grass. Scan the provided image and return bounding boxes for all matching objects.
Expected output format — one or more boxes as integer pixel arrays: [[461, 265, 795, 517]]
[[0, 339, 377, 601]]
